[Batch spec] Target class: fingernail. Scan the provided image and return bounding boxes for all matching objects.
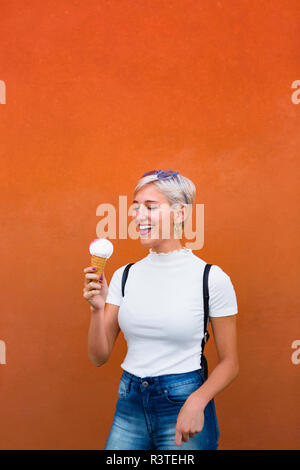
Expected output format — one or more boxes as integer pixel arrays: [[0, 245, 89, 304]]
[[92, 267, 96, 271]]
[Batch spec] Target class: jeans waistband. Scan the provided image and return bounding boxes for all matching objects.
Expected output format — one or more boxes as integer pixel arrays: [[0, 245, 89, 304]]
[[121, 368, 203, 387]]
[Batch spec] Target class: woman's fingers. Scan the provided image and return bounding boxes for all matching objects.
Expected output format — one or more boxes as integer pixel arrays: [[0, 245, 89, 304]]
[[83, 266, 107, 302], [86, 274, 102, 281], [82, 267, 108, 311], [83, 289, 101, 299], [83, 267, 104, 287], [85, 281, 102, 290]]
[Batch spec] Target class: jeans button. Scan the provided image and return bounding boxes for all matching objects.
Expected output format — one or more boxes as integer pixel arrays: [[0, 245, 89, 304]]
[[142, 381, 149, 387]]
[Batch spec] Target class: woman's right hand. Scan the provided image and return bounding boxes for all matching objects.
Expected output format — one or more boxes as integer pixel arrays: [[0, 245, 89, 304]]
[[83, 267, 108, 312]]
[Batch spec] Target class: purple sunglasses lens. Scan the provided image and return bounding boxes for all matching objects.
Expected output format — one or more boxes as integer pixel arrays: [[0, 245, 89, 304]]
[[142, 170, 178, 178], [142, 170, 158, 177], [157, 171, 178, 178]]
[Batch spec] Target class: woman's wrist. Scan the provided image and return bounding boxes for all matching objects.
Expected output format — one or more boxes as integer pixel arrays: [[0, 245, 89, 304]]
[[90, 304, 104, 314], [189, 391, 208, 410]]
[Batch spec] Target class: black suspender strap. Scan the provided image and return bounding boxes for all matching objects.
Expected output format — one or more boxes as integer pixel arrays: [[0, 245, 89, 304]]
[[201, 263, 212, 379], [121, 263, 135, 297]]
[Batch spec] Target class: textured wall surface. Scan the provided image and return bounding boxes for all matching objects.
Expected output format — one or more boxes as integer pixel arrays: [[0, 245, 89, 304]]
[[0, 0, 299, 450]]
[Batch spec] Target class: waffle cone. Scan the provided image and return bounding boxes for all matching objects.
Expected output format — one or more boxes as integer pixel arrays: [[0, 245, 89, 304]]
[[91, 255, 107, 280]]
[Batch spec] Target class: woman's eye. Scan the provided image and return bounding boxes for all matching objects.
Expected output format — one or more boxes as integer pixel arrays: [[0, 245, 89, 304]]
[[132, 205, 158, 212]]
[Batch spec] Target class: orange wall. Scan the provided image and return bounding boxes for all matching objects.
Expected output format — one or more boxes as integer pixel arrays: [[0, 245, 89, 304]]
[[0, 0, 299, 450]]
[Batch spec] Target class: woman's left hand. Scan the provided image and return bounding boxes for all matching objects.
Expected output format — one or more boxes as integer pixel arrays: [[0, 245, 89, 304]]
[[175, 395, 205, 446]]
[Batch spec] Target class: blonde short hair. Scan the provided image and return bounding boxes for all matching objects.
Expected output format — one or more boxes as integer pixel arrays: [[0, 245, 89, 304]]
[[133, 172, 196, 228]]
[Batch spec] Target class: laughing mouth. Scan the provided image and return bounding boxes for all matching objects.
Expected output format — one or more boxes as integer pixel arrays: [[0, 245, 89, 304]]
[[139, 224, 153, 235]]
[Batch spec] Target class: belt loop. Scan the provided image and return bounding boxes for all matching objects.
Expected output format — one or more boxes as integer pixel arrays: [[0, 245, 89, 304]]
[[128, 377, 132, 394]]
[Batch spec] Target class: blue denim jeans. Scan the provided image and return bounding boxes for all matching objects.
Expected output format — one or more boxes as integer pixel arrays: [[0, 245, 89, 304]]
[[104, 368, 220, 450]]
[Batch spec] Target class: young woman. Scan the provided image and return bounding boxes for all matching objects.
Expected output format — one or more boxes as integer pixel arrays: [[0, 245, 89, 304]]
[[83, 170, 239, 450]]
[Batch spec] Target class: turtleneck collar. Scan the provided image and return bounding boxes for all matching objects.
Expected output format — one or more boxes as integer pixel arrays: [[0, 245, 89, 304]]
[[147, 246, 193, 263]]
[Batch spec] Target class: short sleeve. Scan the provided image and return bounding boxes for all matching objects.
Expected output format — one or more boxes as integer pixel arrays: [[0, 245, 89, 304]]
[[208, 265, 238, 317], [105, 265, 126, 307]]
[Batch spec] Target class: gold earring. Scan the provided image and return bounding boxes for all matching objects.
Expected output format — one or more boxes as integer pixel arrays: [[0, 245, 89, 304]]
[[174, 222, 182, 238]]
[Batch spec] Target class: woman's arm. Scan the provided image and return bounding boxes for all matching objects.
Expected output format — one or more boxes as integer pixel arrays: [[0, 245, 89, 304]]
[[191, 314, 239, 409]]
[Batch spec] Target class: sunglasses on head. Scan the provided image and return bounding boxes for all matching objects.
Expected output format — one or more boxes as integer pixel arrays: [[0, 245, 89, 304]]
[[142, 170, 189, 204]]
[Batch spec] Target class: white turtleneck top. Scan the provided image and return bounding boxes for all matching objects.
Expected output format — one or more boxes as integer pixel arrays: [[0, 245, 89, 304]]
[[105, 247, 238, 377]]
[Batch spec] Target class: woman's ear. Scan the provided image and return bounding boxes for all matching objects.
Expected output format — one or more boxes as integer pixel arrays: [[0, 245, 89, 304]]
[[175, 204, 187, 225]]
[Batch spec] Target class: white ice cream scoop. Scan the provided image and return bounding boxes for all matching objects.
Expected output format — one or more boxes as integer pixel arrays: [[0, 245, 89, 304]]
[[89, 238, 114, 258]]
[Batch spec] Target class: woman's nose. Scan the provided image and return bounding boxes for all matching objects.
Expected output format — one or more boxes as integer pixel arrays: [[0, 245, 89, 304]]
[[135, 205, 148, 218]]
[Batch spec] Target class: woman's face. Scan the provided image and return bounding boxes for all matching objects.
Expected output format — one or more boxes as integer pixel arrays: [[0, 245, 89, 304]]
[[132, 184, 182, 248]]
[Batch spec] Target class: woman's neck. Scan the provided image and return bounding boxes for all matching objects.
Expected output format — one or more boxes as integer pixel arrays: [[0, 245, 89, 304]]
[[148, 240, 183, 254]]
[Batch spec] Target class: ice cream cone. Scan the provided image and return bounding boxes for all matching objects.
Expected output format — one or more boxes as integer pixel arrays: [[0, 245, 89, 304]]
[[91, 255, 107, 281], [89, 238, 113, 283]]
